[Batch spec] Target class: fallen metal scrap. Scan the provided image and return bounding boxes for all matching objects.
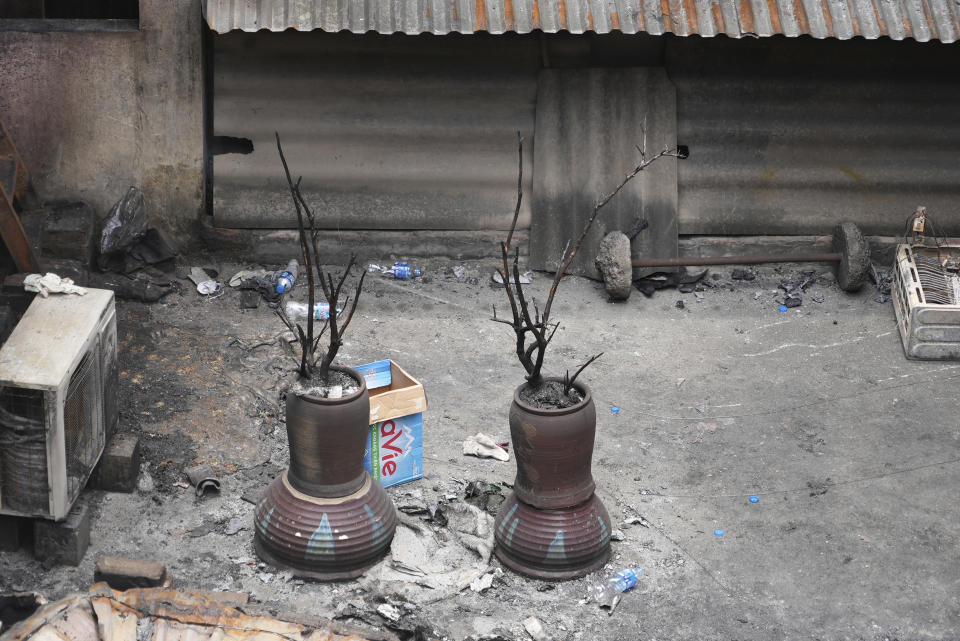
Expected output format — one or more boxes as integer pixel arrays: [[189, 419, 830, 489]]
[[0, 584, 398, 641]]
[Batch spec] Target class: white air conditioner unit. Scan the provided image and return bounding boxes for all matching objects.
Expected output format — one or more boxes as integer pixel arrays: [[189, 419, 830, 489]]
[[0, 288, 118, 520]]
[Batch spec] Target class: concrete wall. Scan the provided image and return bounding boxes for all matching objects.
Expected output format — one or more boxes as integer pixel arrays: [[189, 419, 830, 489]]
[[0, 0, 204, 245]]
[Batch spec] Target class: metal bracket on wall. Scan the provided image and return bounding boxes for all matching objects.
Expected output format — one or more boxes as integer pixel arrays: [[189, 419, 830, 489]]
[[0, 120, 41, 273]]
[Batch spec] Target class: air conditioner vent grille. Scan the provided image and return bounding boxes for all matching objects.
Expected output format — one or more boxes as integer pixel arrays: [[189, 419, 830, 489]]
[[64, 350, 100, 498]]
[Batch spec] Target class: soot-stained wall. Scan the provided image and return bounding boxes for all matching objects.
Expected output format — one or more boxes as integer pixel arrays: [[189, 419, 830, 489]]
[[0, 0, 204, 245]]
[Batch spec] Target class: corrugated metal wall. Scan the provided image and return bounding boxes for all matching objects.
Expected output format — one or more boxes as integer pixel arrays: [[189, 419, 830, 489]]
[[212, 31, 960, 240], [212, 32, 538, 230], [670, 36, 960, 236], [530, 67, 678, 278]]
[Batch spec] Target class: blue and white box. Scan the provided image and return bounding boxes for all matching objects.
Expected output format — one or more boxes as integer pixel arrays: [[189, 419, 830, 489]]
[[360, 360, 427, 488]]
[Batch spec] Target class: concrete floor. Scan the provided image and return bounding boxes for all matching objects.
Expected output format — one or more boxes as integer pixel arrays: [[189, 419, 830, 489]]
[[1, 257, 959, 641]]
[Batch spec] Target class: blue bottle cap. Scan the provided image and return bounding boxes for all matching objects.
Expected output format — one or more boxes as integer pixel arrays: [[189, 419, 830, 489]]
[[714, 529, 724, 537], [610, 406, 620, 414], [778, 305, 788, 312], [749, 495, 759, 503]]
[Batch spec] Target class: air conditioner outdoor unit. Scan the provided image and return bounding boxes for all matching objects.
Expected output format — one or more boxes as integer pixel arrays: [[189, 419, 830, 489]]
[[0, 288, 118, 520]]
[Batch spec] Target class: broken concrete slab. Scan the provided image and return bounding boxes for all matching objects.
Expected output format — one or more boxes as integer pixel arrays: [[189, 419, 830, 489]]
[[32, 503, 90, 567], [89, 434, 141, 494], [93, 557, 170, 591]]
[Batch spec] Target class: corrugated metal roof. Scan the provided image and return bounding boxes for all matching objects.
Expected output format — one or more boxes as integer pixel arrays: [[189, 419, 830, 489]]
[[203, 0, 959, 42]]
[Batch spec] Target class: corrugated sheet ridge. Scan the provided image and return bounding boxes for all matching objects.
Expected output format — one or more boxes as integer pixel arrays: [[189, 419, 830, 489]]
[[205, 0, 959, 41]]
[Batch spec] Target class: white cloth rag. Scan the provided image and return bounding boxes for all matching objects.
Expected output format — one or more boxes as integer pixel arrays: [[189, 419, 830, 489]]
[[462, 433, 509, 461], [24, 273, 88, 297]]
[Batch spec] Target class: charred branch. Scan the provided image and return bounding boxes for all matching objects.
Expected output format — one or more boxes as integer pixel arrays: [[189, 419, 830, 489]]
[[494, 131, 678, 388], [275, 133, 365, 383], [564, 353, 603, 395]]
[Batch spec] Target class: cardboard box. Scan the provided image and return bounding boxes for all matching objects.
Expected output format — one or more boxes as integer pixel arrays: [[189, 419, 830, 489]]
[[361, 360, 426, 488]]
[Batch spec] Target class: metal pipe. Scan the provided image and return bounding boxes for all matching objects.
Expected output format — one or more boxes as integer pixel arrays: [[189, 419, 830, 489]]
[[632, 252, 843, 268]]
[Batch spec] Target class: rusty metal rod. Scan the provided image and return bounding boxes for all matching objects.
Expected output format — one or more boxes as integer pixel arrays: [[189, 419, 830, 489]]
[[633, 252, 842, 268]]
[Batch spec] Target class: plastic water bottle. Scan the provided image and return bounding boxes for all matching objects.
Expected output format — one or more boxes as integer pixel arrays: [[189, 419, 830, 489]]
[[275, 259, 299, 294], [285, 300, 338, 321], [608, 568, 643, 592], [385, 261, 421, 280], [591, 568, 643, 613]]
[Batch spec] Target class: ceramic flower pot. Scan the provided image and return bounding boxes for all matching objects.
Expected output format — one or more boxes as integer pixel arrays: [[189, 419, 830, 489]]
[[254, 366, 397, 580], [509, 380, 597, 509], [494, 379, 611, 579], [285, 369, 371, 498]]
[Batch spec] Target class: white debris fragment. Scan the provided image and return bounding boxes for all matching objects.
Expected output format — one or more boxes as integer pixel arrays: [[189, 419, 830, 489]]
[[462, 433, 509, 461], [491, 270, 533, 285], [470, 570, 500, 593], [523, 616, 551, 641], [377, 604, 401, 621]]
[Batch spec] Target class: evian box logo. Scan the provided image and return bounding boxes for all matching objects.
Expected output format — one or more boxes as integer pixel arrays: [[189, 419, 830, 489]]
[[365, 415, 423, 487], [359, 360, 427, 488]]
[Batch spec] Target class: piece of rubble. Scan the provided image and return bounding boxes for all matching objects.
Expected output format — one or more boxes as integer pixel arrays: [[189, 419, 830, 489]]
[[464, 481, 506, 515], [89, 434, 141, 494], [623, 516, 650, 528], [470, 569, 501, 593], [94, 557, 170, 591], [491, 271, 532, 285], [184, 464, 221, 497], [224, 517, 247, 536], [34, 503, 89, 567], [522, 616, 551, 641], [376, 604, 401, 622]]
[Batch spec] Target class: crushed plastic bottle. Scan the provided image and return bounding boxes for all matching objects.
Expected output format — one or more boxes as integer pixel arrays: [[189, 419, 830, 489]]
[[368, 261, 421, 280], [284, 300, 341, 321], [591, 568, 643, 615], [608, 568, 643, 592], [275, 259, 299, 294]]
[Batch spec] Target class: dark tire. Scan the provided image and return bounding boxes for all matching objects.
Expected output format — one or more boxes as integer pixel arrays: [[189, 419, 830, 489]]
[[833, 222, 870, 292]]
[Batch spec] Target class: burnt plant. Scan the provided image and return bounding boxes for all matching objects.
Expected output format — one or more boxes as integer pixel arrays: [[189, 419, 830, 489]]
[[492, 133, 680, 394], [274, 133, 365, 383]]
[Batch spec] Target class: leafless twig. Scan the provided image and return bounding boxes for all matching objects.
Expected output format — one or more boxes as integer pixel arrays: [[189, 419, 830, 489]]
[[276, 133, 365, 382], [493, 132, 678, 390], [564, 353, 603, 395]]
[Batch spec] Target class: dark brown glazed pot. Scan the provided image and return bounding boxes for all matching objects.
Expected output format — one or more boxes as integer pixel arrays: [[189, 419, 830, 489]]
[[495, 378, 610, 579], [493, 492, 611, 580], [254, 365, 397, 579], [510, 379, 596, 509], [254, 470, 397, 580], [285, 366, 370, 498]]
